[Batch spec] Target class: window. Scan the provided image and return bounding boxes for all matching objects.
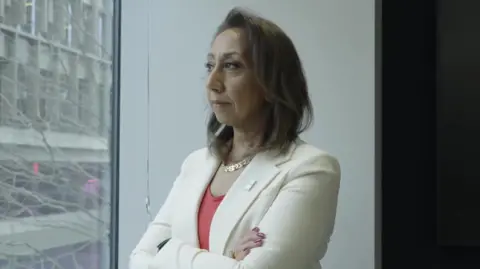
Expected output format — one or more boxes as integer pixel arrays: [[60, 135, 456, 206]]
[[22, 0, 35, 34], [0, 1, 118, 269], [16, 65, 28, 122], [63, 3, 73, 47], [39, 69, 53, 122]]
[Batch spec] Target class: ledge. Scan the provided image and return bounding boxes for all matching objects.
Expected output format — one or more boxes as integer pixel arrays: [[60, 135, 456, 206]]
[[0, 209, 108, 257]]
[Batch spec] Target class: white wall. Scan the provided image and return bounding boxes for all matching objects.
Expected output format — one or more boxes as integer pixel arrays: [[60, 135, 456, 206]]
[[119, 1, 375, 269]]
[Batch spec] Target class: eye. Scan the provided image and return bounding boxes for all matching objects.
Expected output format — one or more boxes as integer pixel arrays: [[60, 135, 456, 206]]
[[224, 62, 241, 70], [205, 62, 214, 72]]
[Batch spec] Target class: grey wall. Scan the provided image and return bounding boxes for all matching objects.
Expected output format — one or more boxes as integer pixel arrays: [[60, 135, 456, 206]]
[[119, 1, 375, 269]]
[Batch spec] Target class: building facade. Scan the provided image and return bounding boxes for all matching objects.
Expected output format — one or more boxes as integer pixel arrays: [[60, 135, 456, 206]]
[[0, 0, 113, 268]]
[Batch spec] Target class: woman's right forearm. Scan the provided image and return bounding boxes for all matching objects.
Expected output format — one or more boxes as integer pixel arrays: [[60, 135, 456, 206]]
[[129, 229, 171, 269]]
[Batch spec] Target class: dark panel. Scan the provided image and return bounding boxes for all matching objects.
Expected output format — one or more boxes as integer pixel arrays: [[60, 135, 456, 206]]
[[436, 0, 480, 246], [381, 0, 437, 267], [381, 0, 480, 268]]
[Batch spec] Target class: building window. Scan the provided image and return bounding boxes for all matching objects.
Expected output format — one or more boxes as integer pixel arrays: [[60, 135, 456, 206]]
[[24, 0, 35, 34], [16, 65, 28, 119], [98, 13, 104, 56], [64, 3, 73, 47], [39, 69, 52, 122], [0, 1, 117, 268], [77, 77, 89, 126]]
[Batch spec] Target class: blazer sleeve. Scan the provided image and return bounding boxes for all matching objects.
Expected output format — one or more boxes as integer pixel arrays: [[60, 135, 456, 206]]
[[147, 153, 341, 269], [128, 157, 190, 269]]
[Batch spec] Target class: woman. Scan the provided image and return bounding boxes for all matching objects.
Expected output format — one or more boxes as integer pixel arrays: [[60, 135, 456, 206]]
[[129, 7, 340, 269]]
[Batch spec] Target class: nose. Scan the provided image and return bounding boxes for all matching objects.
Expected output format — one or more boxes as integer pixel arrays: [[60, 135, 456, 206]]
[[206, 67, 225, 93]]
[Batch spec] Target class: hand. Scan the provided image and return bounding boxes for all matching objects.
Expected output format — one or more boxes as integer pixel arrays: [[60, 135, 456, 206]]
[[231, 227, 266, 261]]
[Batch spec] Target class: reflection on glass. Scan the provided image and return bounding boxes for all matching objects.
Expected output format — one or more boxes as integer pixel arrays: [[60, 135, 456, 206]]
[[0, 0, 114, 268]]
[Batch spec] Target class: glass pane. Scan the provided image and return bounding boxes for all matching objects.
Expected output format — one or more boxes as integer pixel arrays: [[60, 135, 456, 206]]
[[0, 0, 115, 268]]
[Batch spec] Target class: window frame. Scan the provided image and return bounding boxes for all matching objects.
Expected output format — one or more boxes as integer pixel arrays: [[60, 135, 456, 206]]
[[109, 0, 122, 269]]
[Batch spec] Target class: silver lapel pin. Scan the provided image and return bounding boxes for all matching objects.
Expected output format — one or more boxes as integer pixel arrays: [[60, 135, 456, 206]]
[[244, 180, 257, 191]]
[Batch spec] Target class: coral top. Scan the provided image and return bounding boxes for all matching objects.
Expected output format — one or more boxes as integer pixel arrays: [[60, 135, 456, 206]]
[[197, 183, 225, 250]]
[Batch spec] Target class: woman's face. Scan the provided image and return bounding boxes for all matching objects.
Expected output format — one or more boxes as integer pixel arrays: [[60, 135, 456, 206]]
[[206, 28, 265, 128]]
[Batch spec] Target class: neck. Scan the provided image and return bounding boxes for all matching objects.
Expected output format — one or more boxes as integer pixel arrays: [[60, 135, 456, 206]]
[[229, 120, 265, 162]]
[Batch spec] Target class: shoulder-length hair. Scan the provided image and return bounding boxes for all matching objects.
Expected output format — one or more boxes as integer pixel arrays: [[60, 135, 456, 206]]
[[208, 7, 313, 159]]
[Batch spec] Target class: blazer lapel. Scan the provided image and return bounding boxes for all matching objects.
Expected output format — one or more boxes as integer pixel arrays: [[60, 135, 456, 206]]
[[208, 148, 294, 254], [177, 151, 219, 247]]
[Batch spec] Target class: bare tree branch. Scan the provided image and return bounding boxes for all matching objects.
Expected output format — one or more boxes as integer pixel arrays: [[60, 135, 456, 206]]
[[0, 0, 113, 268]]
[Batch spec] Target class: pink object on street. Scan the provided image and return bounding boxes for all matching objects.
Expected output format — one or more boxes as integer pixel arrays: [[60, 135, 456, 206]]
[[83, 178, 100, 195]]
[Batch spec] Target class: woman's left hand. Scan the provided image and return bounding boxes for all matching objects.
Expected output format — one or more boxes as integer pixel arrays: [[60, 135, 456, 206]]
[[231, 227, 266, 261]]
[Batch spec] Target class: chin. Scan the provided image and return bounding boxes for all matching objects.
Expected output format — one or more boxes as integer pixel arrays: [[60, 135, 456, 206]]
[[214, 113, 235, 126]]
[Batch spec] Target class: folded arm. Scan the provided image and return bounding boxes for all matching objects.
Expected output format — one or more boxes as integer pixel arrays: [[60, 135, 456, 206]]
[[129, 159, 188, 269], [145, 153, 341, 269]]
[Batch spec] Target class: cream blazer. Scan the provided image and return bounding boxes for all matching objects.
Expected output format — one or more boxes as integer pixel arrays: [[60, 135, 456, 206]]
[[129, 140, 341, 269]]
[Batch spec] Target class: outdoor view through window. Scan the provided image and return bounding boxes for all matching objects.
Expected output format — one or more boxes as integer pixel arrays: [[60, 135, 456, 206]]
[[0, 0, 114, 268]]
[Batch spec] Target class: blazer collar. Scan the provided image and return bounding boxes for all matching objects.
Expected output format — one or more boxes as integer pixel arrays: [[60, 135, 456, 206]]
[[179, 152, 220, 247]]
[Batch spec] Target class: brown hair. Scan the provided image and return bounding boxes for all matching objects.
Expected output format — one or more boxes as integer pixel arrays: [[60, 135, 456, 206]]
[[207, 7, 313, 159]]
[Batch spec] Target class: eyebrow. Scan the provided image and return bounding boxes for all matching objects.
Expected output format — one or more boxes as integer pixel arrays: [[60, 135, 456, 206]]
[[207, 52, 241, 60]]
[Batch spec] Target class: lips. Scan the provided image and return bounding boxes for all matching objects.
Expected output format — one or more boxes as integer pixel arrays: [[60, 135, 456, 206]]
[[211, 101, 230, 105]]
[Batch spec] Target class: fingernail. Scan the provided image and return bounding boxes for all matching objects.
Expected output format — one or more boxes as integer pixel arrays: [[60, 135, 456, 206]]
[[257, 233, 265, 238], [254, 239, 263, 244]]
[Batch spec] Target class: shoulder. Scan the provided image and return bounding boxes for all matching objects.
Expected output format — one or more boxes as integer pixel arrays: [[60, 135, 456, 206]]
[[183, 147, 210, 162], [179, 147, 211, 169], [285, 140, 341, 181]]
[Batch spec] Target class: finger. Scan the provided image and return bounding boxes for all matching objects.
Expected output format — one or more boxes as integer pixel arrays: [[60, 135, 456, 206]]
[[243, 230, 266, 243], [240, 238, 263, 251], [240, 234, 258, 245], [240, 231, 258, 244]]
